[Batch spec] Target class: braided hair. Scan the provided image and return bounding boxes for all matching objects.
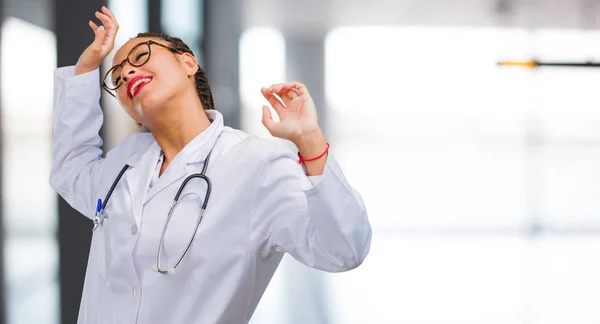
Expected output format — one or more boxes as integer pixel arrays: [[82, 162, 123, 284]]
[[136, 32, 215, 110]]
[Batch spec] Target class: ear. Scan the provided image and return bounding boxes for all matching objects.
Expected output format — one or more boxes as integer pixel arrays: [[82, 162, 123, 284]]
[[180, 53, 199, 77]]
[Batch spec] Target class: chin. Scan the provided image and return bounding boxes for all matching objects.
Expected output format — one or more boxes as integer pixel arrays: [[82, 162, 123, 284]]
[[135, 91, 171, 118], [135, 91, 160, 109]]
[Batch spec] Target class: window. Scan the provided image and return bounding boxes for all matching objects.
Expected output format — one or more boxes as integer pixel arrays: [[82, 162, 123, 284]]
[[324, 26, 600, 324], [239, 27, 286, 139], [1, 17, 59, 324]]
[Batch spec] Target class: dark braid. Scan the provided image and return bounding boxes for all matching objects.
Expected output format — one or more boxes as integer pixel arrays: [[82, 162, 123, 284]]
[[136, 32, 215, 110]]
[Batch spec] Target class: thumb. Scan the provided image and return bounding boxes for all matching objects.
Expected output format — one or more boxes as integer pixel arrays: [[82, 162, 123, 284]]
[[262, 105, 277, 133]]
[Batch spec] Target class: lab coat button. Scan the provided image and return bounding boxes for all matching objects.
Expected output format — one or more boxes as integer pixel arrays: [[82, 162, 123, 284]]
[[130, 225, 138, 235], [132, 286, 138, 298]]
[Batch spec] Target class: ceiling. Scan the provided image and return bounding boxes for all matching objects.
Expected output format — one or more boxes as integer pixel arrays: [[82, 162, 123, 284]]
[[6, 0, 600, 36], [241, 0, 600, 34]]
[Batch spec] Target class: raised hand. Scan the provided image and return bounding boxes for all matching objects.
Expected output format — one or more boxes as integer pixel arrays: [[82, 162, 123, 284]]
[[75, 6, 120, 75], [260, 82, 322, 144], [261, 82, 329, 174]]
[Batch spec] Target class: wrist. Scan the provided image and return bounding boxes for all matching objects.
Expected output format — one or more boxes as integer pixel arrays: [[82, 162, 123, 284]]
[[293, 129, 328, 160], [75, 62, 99, 76]]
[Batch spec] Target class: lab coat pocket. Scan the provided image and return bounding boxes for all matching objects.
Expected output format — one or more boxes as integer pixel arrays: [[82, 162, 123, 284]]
[[96, 284, 116, 324], [85, 230, 116, 323], [90, 228, 108, 281]]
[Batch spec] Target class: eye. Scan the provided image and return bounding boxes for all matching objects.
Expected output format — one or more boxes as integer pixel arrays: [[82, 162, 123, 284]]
[[134, 52, 149, 62], [112, 76, 121, 85]]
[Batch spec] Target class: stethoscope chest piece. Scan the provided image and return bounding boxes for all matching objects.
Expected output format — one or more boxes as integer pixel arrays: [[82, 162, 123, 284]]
[[93, 208, 109, 232]]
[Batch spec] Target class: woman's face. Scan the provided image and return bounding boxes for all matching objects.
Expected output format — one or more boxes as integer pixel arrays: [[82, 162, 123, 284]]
[[110, 37, 197, 125]]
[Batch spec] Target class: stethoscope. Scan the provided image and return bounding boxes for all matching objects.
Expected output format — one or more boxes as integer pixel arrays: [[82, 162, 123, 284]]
[[93, 151, 213, 275]]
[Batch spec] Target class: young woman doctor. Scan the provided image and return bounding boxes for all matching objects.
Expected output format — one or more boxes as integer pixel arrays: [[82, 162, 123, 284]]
[[50, 7, 371, 324]]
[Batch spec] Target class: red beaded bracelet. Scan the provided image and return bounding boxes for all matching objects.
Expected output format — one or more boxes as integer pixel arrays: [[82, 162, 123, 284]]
[[297, 143, 330, 165]]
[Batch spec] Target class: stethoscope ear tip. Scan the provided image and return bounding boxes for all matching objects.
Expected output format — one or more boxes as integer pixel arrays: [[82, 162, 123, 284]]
[[152, 265, 159, 272], [168, 268, 176, 275]]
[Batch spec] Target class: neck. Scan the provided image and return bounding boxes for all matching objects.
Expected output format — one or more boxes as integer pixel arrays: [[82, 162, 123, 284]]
[[148, 91, 212, 161]]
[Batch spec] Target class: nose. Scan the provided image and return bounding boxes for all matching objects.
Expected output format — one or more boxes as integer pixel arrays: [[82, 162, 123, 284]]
[[121, 64, 137, 83]]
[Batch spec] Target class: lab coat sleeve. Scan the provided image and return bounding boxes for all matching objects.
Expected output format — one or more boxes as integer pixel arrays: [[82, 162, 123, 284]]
[[49, 66, 105, 220], [250, 149, 372, 272]]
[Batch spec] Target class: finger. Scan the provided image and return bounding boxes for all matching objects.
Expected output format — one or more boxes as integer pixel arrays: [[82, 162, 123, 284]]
[[281, 81, 307, 96], [284, 89, 300, 102], [261, 87, 285, 112], [101, 6, 120, 30], [264, 84, 289, 100], [95, 11, 116, 37], [268, 83, 299, 105], [267, 93, 286, 112], [94, 11, 107, 26], [272, 88, 295, 106], [274, 83, 285, 94], [261, 105, 277, 132], [281, 85, 301, 96], [89, 20, 100, 32], [274, 83, 305, 105], [266, 83, 283, 96], [91, 23, 106, 45], [271, 83, 288, 100]]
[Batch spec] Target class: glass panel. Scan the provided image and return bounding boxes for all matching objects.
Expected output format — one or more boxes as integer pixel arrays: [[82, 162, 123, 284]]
[[1, 17, 58, 324], [324, 26, 600, 324], [326, 27, 532, 230], [239, 27, 286, 139], [162, 0, 203, 61]]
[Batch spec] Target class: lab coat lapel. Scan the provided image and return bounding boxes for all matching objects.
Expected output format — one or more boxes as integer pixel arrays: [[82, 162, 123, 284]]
[[126, 142, 162, 226], [142, 155, 188, 205], [183, 111, 224, 165]]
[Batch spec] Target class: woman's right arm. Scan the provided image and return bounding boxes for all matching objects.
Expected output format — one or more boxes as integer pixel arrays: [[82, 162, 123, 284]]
[[50, 67, 105, 220], [49, 7, 119, 219]]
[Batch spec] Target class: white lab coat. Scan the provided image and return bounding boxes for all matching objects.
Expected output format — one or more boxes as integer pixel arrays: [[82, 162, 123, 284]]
[[50, 66, 372, 324]]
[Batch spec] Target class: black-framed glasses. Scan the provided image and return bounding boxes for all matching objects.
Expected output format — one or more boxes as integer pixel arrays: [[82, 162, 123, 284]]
[[102, 40, 181, 97]]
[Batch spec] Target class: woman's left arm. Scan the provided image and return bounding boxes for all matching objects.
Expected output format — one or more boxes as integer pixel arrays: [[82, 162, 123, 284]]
[[253, 82, 372, 272], [251, 149, 372, 272]]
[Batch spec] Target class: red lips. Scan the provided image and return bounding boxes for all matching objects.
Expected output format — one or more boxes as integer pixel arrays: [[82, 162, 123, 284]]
[[127, 75, 153, 99]]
